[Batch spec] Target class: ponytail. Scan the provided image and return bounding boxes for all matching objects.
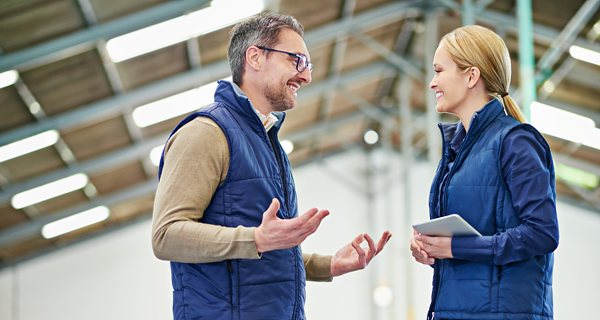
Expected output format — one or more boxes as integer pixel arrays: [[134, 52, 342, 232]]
[[502, 94, 526, 123]]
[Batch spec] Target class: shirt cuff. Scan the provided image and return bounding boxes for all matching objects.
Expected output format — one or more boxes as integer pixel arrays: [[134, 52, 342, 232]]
[[236, 226, 261, 259], [451, 235, 494, 264]]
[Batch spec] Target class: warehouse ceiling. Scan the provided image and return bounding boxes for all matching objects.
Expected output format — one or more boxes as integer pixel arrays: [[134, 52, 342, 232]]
[[0, 0, 598, 267]]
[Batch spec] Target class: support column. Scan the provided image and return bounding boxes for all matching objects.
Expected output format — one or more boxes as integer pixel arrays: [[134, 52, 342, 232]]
[[399, 75, 414, 320], [462, 0, 475, 25], [517, 0, 536, 120], [424, 10, 440, 163]]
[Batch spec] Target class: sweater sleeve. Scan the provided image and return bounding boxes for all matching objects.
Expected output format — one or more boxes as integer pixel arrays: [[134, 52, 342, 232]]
[[452, 126, 559, 265], [303, 253, 333, 282], [151, 117, 260, 263]]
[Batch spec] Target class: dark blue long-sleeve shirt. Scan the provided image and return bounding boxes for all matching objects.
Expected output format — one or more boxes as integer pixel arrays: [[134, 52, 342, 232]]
[[438, 122, 559, 266]]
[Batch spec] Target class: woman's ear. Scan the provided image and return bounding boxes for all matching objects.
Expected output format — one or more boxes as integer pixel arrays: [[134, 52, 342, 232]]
[[466, 66, 481, 89], [246, 46, 262, 71]]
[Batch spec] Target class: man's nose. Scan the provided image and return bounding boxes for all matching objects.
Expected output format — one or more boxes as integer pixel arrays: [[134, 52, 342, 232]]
[[298, 68, 312, 84]]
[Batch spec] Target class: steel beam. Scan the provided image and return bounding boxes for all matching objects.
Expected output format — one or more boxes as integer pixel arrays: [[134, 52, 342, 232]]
[[0, 1, 423, 147], [0, 0, 211, 72], [353, 33, 424, 81], [535, 0, 600, 84], [0, 61, 390, 205]]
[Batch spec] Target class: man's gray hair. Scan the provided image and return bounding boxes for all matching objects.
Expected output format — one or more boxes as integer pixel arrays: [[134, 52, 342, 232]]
[[228, 12, 304, 85]]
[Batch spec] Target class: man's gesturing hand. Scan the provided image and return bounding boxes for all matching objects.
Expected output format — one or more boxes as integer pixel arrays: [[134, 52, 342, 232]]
[[330, 231, 392, 277], [255, 198, 330, 253]]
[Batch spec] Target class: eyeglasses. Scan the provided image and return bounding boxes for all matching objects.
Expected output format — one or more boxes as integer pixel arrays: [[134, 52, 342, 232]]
[[256, 46, 313, 73]]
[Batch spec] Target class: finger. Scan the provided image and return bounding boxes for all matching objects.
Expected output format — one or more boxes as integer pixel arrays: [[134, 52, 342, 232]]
[[363, 233, 377, 262], [298, 209, 329, 238], [351, 233, 367, 254], [413, 237, 426, 250], [412, 251, 430, 265], [307, 209, 330, 229], [411, 238, 426, 255], [351, 241, 367, 266], [262, 198, 281, 221], [376, 231, 392, 252], [364, 233, 376, 252], [352, 233, 365, 246], [418, 234, 433, 244], [294, 207, 319, 225], [409, 239, 419, 252]]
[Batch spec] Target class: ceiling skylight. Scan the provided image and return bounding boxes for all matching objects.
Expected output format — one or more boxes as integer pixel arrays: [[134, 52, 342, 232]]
[[106, 0, 264, 62]]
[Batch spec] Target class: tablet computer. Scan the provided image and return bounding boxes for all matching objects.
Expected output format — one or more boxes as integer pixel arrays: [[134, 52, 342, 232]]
[[412, 214, 482, 237]]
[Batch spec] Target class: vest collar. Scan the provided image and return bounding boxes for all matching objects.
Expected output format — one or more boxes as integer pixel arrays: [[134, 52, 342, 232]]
[[467, 98, 505, 137], [214, 80, 286, 133], [439, 98, 505, 145]]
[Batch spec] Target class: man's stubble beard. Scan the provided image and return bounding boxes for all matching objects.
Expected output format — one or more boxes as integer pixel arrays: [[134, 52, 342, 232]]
[[263, 82, 296, 112]]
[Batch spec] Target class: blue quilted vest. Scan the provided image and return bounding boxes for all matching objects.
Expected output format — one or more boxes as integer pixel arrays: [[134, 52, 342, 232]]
[[428, 99, 555, 320], [158, 81, 305, 320]]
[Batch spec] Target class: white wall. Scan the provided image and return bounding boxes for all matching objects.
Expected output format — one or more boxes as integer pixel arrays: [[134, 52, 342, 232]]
[[0, 149, 598, 320], [0, 222, 173, 320]]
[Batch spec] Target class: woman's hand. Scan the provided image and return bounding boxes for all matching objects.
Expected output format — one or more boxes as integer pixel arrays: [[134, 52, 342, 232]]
[[415, 232, 453, 259]]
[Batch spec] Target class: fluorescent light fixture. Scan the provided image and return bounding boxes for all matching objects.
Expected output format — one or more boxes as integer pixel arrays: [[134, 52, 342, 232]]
[[581, 127, 600, 150], [41, 206, 110, 239], [11, 173, 89, 209], [150, 145, 164, 166], [106, 0, 264, 62], [133, 81, 218, 127], [0, 70, 18, 89], [364, 130, 379, 145], [569, 45, 600, 66], [0, 130, 60, 163], [555, 163, 599, 190], [281, 140, 294, 154], [530, 101, 595, 144]]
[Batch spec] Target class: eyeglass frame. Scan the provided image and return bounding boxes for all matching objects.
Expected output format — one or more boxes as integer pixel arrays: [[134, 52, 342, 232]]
[[256, 46, 313, 73]]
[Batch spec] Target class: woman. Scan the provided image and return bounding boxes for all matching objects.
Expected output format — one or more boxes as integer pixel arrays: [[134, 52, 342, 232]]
[[410, 25, 559, 320]]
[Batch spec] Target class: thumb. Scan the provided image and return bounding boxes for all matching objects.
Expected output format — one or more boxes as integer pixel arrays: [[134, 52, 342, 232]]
[[263, 198, 280, 221]]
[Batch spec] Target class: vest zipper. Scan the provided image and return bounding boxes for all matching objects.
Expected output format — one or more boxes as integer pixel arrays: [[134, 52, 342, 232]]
[[291, 247, 300, 320], [432, 120, 480, 314], [227, 259, 239, 320], [226, 260, 233, 306], [268, 133, 289, 213], [434, 115, 483, 315], [267, 128, 299, 319], [428, 125, 450, 318]]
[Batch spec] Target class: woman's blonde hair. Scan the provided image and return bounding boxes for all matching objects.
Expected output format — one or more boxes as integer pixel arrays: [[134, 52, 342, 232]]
[[440, 25, 526, 123]]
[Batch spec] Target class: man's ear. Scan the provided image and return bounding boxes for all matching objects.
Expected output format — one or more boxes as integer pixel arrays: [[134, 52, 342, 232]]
[[466, 66, 481, 89], [246, 46, 262, 71]]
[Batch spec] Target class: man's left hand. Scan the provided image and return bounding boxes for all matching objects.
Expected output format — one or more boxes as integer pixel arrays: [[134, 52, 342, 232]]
[[330, 231, 392, 277]]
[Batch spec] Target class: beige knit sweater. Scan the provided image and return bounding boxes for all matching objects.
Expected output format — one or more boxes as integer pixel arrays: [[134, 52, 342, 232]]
[[152, 117, 332, 281]]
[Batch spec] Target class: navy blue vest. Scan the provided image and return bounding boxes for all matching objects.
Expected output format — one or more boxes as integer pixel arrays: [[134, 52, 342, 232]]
[[158, 81, 305, 320], [428, 100, 554, 319]]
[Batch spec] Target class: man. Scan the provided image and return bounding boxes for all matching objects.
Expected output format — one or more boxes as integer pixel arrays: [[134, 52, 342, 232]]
[[152, 12, 391, 320]]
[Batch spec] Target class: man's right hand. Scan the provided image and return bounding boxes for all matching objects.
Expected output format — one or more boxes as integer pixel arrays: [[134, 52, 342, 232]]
[[255, 198, 329, 253]]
